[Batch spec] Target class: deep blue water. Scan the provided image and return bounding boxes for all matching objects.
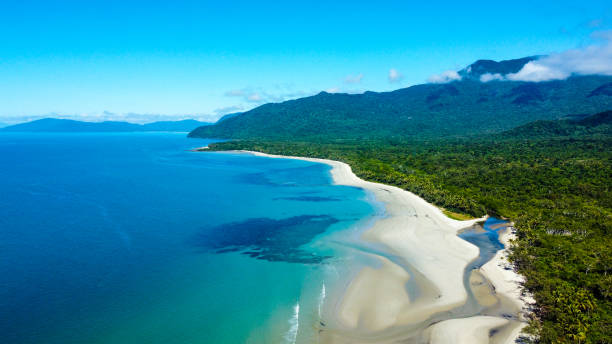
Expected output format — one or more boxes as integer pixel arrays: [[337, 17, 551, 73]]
[[0, 132, 377, 343]]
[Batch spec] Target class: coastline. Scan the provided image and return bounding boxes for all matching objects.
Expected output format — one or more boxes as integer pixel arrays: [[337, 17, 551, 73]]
[[236, 150, 530, 343], [479, 226, 536, 339]]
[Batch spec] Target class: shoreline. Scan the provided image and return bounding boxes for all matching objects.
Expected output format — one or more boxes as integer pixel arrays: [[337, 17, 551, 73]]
[[235, 150, 530, 343]]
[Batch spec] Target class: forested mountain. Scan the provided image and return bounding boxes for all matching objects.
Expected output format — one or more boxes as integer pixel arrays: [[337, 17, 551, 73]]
[[458, 56, 539, 79], [2, 118, 210, 132], [206, 111, 612, 343], [502, 110, 612, 138], [190, 57, 612, 342], [189, 58, 612, 140], [192, 56, 612, 341], [216, 112, 243, 123]]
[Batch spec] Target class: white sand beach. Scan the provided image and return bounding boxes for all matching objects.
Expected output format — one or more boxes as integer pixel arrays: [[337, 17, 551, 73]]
[[240, 151, 529, 343], [425, 316, 509, 344], [479, 226, 536, 336]]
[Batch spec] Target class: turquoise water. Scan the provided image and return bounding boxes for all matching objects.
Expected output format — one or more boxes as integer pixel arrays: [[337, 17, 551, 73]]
[[0, 133, 377, 343]]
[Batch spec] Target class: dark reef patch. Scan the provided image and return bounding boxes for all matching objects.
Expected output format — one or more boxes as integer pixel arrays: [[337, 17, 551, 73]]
[[192, 215, 339, 264]]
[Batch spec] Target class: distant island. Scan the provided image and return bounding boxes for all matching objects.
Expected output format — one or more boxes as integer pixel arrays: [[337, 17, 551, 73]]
[[1, 118, 212, 133]]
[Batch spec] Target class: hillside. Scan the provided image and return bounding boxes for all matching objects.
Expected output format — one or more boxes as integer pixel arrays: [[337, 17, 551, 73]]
[[189, 59, 612, 141], [206, 112, 612, 343], [1, 118, 210, 132], [502, 110, 612, 138], [458, 56, 540, 79], [216, 112, 243, 123]]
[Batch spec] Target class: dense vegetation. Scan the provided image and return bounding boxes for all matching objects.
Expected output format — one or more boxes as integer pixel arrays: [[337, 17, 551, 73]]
[[502, 110, 612, 139], [189, 75, 612, 141], [204, 112, 611, 343]]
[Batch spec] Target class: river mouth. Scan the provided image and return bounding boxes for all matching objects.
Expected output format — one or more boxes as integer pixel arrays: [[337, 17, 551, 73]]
[[317, 217, 525, 343], [227, 154, 527, 344]]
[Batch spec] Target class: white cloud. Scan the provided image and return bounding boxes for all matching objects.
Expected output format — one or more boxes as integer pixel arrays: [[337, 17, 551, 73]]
[[93, 112, 221, 123], [388, 68, 403, 83], [480, 73, 504, 82], [224, 89, 244, 97], [506, 62, 569, 81], [223, 86, 310, 104], [267, 91, 308, 102], [214, 105, 243, 115], [323, 87, 366, 94], [344, 73, 363, 84], [427, 70, 462, 84], [246, 93, 262, 102], [507, 30, 612, 82]]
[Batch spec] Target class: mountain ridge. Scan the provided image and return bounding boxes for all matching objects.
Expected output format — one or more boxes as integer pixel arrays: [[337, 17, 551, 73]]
[[1, 118, 211, 132], [501, 110, 611, 138], [189, 72, 612, 140], [458, 56, 540, 79]]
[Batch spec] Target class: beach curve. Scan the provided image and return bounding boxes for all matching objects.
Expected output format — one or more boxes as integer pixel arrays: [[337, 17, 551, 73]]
[[237, 150, 530, 343]]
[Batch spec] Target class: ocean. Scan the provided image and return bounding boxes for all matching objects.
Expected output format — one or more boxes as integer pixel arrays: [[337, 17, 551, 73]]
[[0, 132, 379, 343]]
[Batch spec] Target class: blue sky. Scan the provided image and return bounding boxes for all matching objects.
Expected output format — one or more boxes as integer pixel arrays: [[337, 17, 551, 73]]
[[1, 0, 611, 123]]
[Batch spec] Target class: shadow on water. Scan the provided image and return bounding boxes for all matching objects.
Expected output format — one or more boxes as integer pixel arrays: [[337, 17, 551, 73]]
[[191, 215, 339, 264]]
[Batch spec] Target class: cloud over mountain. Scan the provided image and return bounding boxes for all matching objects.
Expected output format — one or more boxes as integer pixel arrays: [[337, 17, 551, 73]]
[[480, 73, 504, 82], [507, 30, 612, 82], [224, 87, 308, 104], [214, 106, 244, 115], [427, 70, 462, 84]]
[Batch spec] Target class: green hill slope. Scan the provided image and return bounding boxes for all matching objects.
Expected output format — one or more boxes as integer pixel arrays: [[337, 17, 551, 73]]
[[206, 112, 611, 343], [190, 74, 612, 140], [502, 110, 612, 138]]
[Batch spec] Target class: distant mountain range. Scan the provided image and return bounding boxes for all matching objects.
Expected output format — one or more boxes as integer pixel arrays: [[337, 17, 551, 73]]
[[1, 118, 211, 132], [189, 57, 612, 140]]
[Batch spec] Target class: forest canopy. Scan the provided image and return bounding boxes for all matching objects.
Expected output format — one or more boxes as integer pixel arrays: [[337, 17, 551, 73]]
[[205, 111, 611, 343]]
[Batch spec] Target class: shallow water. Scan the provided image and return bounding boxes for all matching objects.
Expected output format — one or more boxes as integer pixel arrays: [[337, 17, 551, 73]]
[[315, 212, 516, 343], [0, 132, 378, 343], [459, 217, 507, 270]]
